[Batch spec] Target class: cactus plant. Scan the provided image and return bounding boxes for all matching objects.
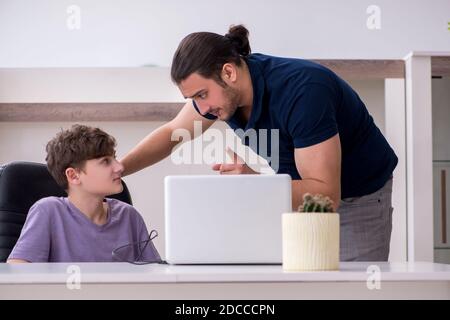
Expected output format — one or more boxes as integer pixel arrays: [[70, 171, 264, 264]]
[[298, 193, 334, 213]]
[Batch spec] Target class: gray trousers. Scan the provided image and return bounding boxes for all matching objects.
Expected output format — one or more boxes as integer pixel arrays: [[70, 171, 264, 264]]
[[338, 177, 393, 261]]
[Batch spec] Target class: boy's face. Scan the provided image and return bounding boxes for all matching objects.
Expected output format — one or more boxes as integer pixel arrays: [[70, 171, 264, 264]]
[[67, 154, 124, 197]]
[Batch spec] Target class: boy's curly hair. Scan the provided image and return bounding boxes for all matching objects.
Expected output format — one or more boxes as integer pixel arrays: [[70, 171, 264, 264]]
[[46, 124, 116, 190]]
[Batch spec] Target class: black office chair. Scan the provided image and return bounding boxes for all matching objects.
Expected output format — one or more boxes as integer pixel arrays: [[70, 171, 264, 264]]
[[0, 161, 132, 262]]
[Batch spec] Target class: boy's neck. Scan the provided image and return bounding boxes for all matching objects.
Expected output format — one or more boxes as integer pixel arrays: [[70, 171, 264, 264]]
[[67, 191, 108, 226]]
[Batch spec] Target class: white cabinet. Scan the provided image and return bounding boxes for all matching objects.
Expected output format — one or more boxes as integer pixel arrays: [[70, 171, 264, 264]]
[[432, 78, 450, 263]]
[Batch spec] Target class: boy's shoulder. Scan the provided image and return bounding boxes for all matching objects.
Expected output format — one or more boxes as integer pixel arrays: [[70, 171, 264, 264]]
[[32, 196, 67, 211], [27, 196, 69, 221]]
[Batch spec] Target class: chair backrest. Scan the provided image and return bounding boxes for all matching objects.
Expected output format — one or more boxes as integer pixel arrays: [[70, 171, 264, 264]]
[[0, 161, 132, 262]]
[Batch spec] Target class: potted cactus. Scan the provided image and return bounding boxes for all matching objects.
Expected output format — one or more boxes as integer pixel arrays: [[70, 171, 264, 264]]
[[282, 193, 340, 271]]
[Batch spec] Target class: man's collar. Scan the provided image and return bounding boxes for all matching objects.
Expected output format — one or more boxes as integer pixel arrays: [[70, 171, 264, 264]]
[[242, 55, 265, 131]]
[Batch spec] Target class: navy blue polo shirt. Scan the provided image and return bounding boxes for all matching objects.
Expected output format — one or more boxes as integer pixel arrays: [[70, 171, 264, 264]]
[[193, 53, 398, 198]]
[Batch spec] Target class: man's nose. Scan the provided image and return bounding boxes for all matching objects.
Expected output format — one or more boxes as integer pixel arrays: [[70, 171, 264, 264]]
[[197, 102, 211, 115]]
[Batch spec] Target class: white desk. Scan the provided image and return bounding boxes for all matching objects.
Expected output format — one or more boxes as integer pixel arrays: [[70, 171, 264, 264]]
[[0, 262, 449, 299]]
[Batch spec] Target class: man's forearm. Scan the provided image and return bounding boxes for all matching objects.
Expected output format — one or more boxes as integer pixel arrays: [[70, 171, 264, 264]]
[[291, 179, 341, 212], [120, 125, 180, 176]]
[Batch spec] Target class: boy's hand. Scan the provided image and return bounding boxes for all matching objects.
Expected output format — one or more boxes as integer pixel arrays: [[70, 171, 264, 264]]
[[212, 148, 259, 175]]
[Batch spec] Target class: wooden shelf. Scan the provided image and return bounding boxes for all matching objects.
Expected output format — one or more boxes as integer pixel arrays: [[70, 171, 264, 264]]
[[0, 103, 183, 122], [432, 57, 450, 77], [313, 59, 405, 79]]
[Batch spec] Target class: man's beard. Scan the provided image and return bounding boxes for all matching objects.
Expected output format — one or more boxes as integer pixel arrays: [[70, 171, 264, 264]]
[[220, 85, 240, 121]]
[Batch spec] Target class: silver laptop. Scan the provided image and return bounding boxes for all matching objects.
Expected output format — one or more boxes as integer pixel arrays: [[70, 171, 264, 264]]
[[164, 174, 292, 264]]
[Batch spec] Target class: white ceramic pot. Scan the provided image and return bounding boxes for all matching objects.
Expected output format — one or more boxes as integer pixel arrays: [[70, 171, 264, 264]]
[[282, 212, 340, 271]]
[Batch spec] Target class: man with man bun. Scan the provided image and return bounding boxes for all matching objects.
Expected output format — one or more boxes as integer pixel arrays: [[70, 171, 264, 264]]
[[121, 25, 398, 261]]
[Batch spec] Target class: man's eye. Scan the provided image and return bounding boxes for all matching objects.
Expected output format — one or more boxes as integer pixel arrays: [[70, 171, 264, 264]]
[[198, 93, 207, 99]]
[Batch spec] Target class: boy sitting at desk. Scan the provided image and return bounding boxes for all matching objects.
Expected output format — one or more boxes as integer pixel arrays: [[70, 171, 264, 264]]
[[7, 124, 160, 263]]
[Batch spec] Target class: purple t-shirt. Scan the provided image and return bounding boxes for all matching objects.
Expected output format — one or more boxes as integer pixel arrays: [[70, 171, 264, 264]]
[[8, 197, 161, 263]]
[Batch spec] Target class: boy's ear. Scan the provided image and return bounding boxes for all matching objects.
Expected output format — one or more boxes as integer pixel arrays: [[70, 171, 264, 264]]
[[65, 167, 81, 185]]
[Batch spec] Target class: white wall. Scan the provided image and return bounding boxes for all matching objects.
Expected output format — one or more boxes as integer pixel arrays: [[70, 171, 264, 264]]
[[0, 0, 449, 67], [385, 79, 407, 262], [0, 68, 183, 103]]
